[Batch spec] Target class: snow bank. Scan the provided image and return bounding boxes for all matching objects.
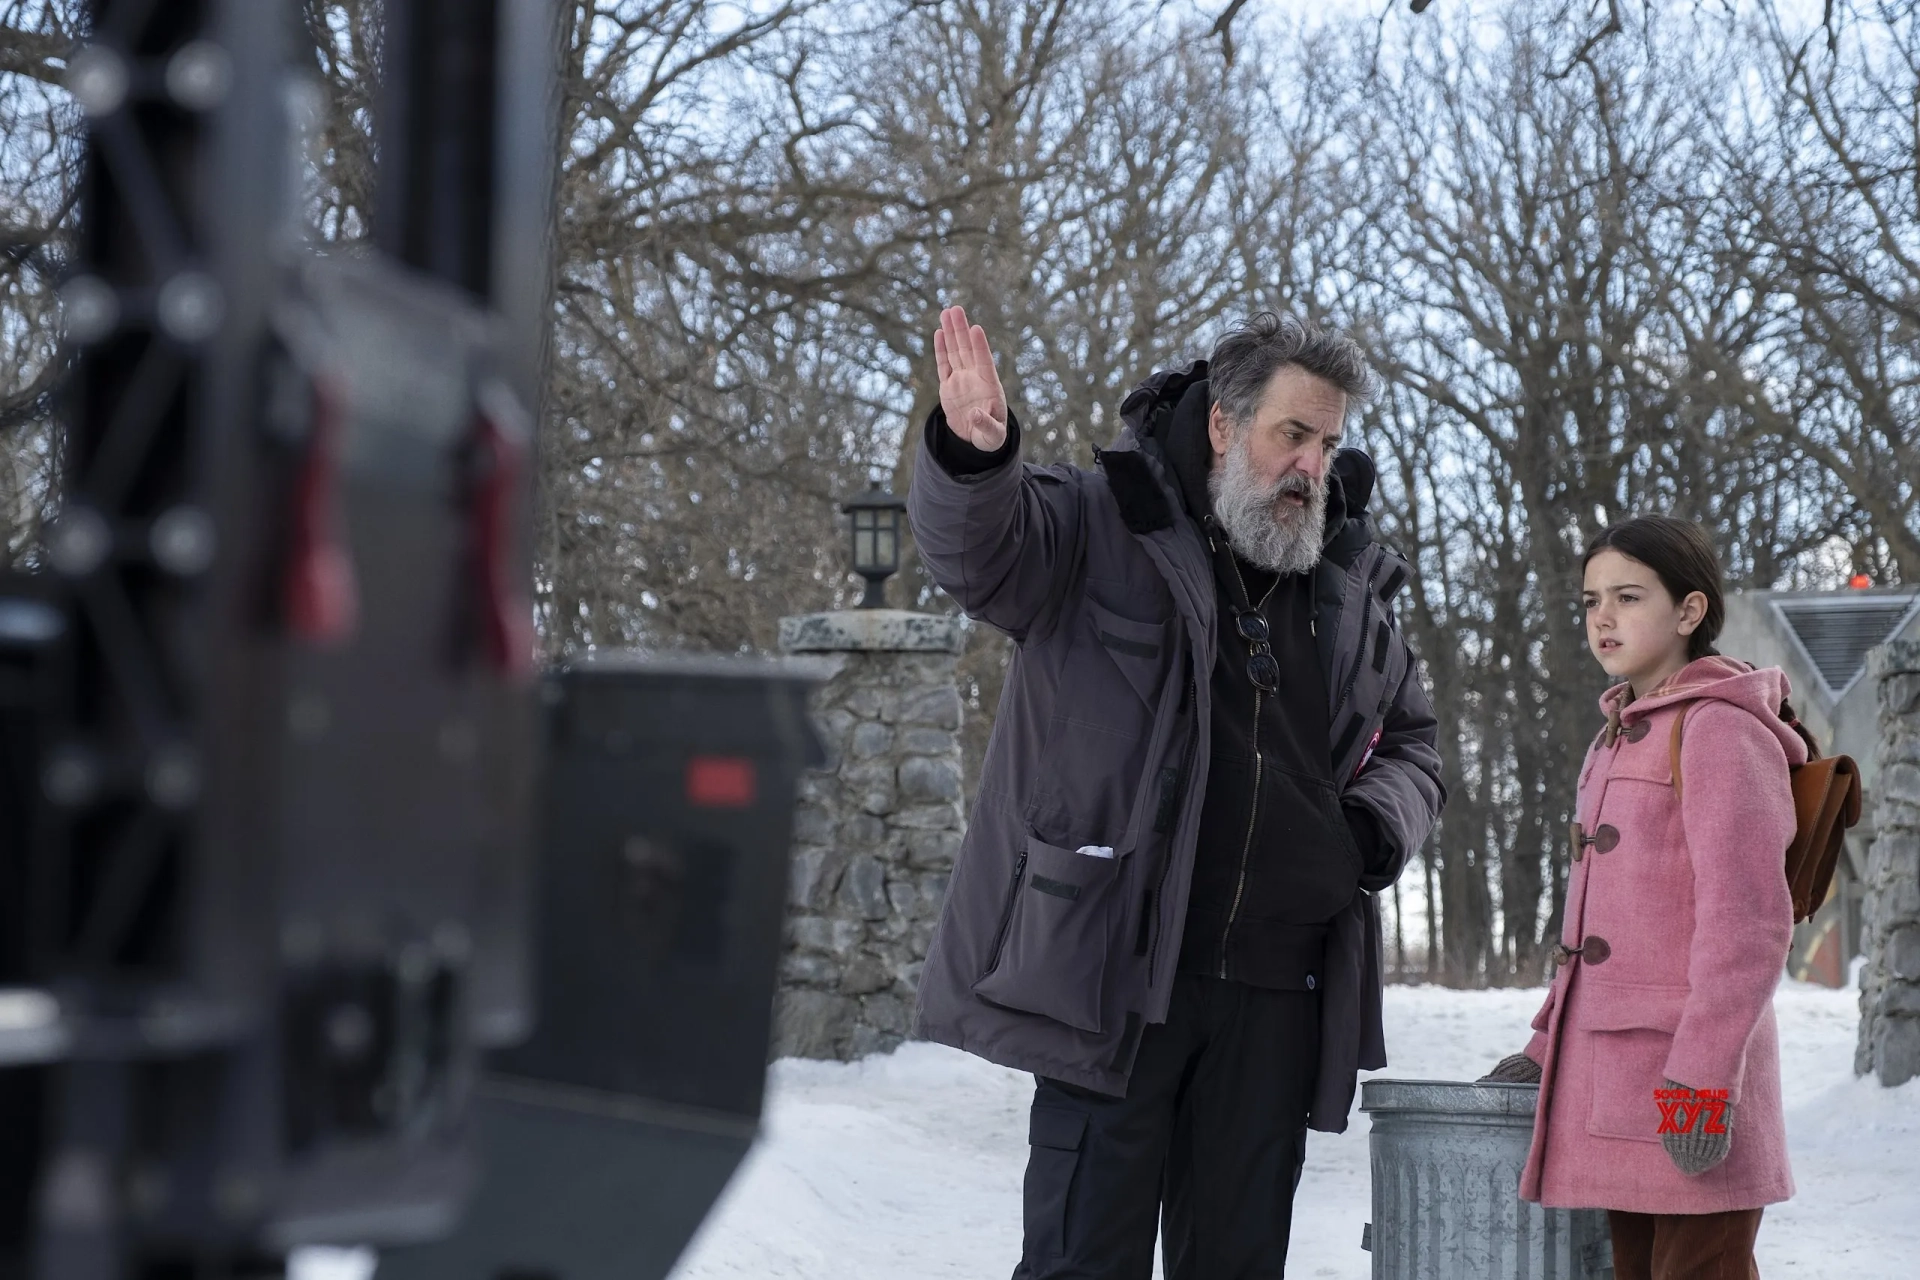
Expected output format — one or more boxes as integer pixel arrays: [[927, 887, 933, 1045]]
[[669, 979, 1918, 1279]]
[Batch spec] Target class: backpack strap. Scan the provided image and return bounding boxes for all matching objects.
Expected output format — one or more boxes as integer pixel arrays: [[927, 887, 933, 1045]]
[[1668, 703, 1696, 803]]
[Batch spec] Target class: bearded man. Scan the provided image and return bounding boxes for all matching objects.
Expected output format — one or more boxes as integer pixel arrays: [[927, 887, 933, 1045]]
[[907, 307, 1445, 1279]]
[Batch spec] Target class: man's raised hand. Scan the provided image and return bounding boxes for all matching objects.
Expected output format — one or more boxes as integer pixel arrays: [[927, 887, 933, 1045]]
[[933, 305, 1009, 452]]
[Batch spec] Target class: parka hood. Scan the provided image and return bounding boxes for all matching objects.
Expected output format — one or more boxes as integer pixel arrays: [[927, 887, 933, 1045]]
[[1108, 357, 1375, 559], [1604, 655, 1810, 766]]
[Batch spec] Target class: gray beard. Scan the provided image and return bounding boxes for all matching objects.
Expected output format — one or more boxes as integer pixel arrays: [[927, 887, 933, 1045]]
[[1206, 430, 1328, 576]]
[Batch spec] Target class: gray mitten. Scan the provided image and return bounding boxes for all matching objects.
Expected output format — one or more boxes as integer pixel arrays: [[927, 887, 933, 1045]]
[[1662, 1078, 1734, 1175], [1477, 1051, 1542, 1084]]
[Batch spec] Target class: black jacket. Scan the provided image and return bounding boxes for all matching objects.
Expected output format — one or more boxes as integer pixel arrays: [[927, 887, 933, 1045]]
[[1144, 379, 1386, 991]]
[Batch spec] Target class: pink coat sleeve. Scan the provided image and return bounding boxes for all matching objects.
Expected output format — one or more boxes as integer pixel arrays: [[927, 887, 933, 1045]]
[[1524, 979, 1557, 1064], [1661, 701, 1796, 1104]]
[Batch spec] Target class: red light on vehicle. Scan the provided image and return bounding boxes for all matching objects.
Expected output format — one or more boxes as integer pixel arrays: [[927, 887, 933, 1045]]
[[686, 756, 756, 808], [1849, 573, 1872, 589]]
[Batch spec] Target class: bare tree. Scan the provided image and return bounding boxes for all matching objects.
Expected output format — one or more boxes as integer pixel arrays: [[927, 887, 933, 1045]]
[[0, 0, 81, 564], [5, 0, 1908, 991], [300, 0, 380, 244], [1351, 2, 1846, 983], [1722, 3, 1920, 584]]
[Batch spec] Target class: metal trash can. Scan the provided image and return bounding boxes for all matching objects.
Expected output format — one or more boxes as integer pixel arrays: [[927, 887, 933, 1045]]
[[1361, 1079, 1614, 1280]]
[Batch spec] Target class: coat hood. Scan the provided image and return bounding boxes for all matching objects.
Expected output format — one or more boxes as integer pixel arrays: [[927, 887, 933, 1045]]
[[1110, 357, 1376, 561], [1604, 655, 1810, 766]]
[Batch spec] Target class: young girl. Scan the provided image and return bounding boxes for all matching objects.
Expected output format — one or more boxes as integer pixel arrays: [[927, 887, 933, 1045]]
[[1482, 516, 1802, 1280]]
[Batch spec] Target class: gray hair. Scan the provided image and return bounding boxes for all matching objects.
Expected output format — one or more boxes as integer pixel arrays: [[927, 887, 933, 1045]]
[[1207, 312, 1377, 428]]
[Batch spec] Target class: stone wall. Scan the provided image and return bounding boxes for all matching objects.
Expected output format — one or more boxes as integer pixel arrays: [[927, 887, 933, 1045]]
[[772, 610, 968, 1060], [1857, 639, 1920, 1087]]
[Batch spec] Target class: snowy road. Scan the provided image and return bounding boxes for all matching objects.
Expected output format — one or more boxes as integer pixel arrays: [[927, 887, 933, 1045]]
[[669, 979, 1919, 1279]]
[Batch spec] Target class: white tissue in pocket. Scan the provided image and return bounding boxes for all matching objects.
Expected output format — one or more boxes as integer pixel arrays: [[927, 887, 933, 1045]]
[[1076, 845, 1115, 859]]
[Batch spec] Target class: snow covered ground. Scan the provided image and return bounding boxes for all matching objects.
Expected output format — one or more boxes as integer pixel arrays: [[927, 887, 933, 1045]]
[[668, 977, 1920, 1279]]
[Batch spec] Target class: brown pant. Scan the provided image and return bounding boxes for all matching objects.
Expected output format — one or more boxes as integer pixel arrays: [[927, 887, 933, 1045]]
[[1607, 1207, 1763, 1280]]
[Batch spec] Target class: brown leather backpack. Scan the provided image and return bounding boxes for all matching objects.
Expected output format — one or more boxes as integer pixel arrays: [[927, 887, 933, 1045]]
[[1669, 698, 1863, 923]]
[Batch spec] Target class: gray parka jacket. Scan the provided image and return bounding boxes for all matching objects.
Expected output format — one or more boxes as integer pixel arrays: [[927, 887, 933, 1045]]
[[908, 362, 1445, 1133]]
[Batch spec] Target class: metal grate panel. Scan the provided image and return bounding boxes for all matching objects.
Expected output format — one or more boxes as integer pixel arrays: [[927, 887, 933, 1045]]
[[1774, 596, 1920, 697]]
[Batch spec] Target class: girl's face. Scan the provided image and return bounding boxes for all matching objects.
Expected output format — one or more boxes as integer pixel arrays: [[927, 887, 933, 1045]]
[[1581, 548, 1708, 691]]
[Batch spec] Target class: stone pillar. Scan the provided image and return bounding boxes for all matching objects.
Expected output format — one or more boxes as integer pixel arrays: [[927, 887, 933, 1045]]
[[1857, 639, 1920, 1086], [771, 608, 968, 1060]]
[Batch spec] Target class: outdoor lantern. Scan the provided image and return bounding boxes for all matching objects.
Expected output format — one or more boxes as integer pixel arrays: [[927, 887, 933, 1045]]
[[842, 482, 908, 608]]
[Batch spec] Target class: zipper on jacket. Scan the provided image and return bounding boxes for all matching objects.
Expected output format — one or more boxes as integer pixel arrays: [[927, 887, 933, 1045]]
[[985, 848, 1029, 973], [1219, 683, 1263, 979], [1147, 672, 1199, 985]]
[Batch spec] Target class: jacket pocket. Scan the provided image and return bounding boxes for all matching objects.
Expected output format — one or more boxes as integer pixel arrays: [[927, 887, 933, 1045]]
[[972, 832, 1125, 1034], [1033, 595, 1174, 849], [1081, 595, 1170, 708], [1296, 778, 1367, 910], [1582, 981, 1690, 1143], [1023, 1106, 1088, 1262]]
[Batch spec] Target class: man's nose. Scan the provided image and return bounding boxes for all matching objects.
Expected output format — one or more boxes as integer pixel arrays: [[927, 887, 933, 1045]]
[[1295, 449, 1326, 482]]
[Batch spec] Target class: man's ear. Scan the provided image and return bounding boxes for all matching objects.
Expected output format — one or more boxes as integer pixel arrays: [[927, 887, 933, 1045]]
[[1207, 402, 1232, 460]]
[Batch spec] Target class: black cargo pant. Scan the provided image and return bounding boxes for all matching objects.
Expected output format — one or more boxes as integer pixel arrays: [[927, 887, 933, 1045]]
[[1012, 972, 1321, 1280]]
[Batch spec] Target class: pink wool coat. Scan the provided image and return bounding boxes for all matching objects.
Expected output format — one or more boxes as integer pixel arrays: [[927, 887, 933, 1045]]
[[1519, 655, 1806, 1215]]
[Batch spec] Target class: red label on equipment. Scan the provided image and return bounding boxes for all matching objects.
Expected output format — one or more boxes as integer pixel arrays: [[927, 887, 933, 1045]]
[[686, 756, 756, 808]]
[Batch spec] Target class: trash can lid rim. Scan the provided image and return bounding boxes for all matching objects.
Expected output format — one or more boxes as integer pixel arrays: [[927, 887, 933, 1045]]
[[1359, 1077, 1541, 1118]]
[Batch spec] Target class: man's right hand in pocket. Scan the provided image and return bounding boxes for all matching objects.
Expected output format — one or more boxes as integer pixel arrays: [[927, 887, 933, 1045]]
[[933, 305, 1009, 452]]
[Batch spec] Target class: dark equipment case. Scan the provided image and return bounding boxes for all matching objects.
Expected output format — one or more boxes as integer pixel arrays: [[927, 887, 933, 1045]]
[[382, 659, 824, 1280]]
